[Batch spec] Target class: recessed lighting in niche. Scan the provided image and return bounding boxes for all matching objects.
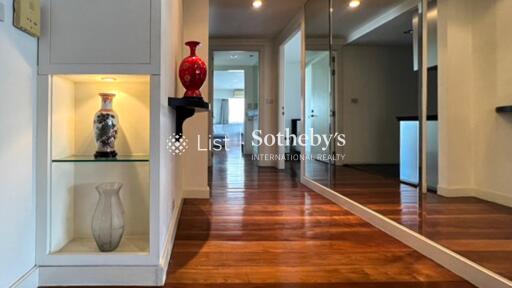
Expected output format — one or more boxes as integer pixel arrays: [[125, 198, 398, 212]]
[[101, 77, 117, 82]]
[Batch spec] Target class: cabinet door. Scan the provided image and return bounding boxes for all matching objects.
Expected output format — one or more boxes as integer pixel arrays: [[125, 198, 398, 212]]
[[39, 0, 160, 74]]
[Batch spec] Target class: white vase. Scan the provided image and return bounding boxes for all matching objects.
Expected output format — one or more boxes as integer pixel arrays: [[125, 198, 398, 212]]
[[93, 93, 119, 158], [91, 182, 125, 252]]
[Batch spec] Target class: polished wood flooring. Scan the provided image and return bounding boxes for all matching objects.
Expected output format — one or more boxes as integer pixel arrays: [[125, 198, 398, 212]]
[[165, 151, 474, 287], [306, 160, 512, 280]]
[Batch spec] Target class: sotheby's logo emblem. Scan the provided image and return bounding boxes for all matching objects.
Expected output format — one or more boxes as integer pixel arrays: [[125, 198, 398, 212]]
[[166, 134, 189, 156]]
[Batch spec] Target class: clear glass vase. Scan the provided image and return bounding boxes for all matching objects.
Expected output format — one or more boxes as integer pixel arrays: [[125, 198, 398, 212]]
[[91, 182, 125, 252]]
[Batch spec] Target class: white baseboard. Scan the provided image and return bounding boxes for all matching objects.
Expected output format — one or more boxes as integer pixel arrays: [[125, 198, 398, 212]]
[[258, 159, 277, 167], [474, 188, 512, 208], [438, 186, 476, 197], [183, 186, 210, 199], [10, 266, 39, 288], [39, 266, 160, 286], [302, 177, 512, 288], [438, 186, 512, 208], [158, 198, 184, 284]]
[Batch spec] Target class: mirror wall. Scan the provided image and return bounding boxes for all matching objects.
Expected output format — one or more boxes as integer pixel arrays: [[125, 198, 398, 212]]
[[305, 0, 333, 187], [305, 0, 512, 281]]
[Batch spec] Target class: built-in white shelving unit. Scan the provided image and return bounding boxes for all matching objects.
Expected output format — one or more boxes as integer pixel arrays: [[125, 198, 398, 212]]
[[36, 0, 175, 286], [37, 74, 159, 267], [45, 74, 151, 258]]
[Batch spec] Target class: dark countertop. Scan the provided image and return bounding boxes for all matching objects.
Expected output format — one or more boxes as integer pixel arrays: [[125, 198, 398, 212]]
[[496, 106, 512, 113], [396, 115, 438, 121]]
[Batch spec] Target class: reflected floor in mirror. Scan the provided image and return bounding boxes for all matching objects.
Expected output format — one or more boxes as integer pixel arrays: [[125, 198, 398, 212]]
[[306, 160, 512, 280]]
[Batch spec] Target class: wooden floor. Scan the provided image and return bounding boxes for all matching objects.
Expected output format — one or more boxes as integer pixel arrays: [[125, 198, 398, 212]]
[[306, 160, 512, 280], [165, 151, 474, 287]]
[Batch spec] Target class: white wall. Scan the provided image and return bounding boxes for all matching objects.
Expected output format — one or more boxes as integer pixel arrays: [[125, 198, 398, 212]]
[[0, 0, 37, 286], [471, 0, 512, 204], [244, 65, 259, 155], [159, 0, 183, 259], [338, 45, 417, 165], [438, 0, 512, 206], [182, 0, 210, 198], [437, 0, 474, 195]]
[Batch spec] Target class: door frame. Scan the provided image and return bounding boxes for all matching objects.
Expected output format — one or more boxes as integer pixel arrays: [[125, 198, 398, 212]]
[[278, 29, 302, 170], [209, 39, 270, 167]]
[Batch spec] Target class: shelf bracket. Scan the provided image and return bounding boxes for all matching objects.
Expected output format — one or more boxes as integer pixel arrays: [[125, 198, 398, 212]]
[[168, 97, 210, 139], [175, 107, 196, 137]]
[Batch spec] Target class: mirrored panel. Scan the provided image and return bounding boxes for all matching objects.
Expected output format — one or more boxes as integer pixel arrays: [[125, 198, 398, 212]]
[[304, 0, 512, 282], [423, 0, 512, 280], [304, 0, 333, 186], [328, 0, 422, 231]]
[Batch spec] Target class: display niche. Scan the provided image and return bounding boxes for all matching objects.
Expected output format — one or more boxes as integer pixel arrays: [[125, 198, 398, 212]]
[[49, 75, 150, 254]]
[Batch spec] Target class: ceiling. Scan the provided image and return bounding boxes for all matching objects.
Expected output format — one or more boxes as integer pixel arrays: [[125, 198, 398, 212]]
[[210, 0, 416, 46], [210, 0, 308, 38], [213, 51, 259, 90], [352, 8, 415, 45], [214, 51, 259, 67], [306, 0, 413, 42]]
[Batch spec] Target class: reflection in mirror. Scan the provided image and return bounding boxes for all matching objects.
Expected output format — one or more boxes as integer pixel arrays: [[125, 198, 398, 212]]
[[326, 0, 423, 229], [304, 0, 333, 186], [304, 0, 512, 282], [423, 0, 512, 280]]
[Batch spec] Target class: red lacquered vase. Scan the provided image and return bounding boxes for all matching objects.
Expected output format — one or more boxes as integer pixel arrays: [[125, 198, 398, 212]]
[[179, 41, 207, 98]]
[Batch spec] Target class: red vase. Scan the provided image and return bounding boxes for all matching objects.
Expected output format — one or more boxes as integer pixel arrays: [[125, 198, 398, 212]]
[[179, 41, 207, 98]]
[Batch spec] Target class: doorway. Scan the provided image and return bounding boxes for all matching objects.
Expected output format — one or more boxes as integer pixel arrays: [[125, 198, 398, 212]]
[[212, 51, 260, 159], [278, 31, 303, 169]]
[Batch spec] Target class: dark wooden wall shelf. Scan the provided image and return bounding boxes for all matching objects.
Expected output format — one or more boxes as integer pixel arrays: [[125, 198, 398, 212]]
[[496, 106, 512, 113], [168, 97, 210, 138]]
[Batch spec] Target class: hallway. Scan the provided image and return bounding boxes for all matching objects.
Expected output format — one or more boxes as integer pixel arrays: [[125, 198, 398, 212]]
[[166, 153, 474, 287]]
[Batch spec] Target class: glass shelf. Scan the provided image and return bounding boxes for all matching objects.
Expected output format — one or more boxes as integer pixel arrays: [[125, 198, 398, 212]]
[[52, 155, 150, 163]]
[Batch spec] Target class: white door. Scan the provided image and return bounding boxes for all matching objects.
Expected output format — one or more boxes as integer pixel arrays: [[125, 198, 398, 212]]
[[306, 51, 331, 162]]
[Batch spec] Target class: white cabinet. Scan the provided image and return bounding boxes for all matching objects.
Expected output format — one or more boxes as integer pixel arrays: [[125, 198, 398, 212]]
[[35, 0, 179, 285], [399, 120, 439, 190], [39, 0, 160, 74]]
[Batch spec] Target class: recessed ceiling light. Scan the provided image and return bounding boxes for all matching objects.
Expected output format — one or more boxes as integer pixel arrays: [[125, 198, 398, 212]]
[[252, 0, 263, 9], [101, 77, 117, 82], [230, 54, 239, 59], [349, 0, 360, 8]]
